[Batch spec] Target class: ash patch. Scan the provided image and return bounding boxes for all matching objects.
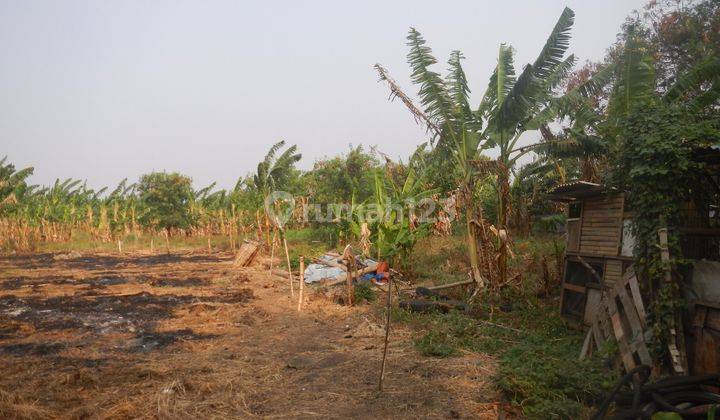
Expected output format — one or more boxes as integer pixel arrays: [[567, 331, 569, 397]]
[[126, 328, 219, 352], [0, 341, 64, 356], [86, 276, 127, 287], [1, 276, 77, 289], [0, 292, 198, 333], [2, 279, 24, 290], [0, 323, 21, 339], [0, 253, 55, 269], [0, 289, 253, 335], [60, 253, 227, 270], [150, 277, 205, 287]]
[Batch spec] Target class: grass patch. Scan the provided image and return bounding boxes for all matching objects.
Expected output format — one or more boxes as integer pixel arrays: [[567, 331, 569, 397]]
[[400, 302, 613, 418], [397, 234, 614, 419], [414, 329, 457, 357]]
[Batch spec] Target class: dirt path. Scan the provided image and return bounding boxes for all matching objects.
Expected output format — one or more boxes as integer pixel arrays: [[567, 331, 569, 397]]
[[0, 251, 500, 418]]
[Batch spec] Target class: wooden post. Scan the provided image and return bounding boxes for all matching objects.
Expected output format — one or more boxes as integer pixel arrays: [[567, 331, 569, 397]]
[[164, 229, 170, 254], [658, 227, 687, 374], [117, 239, 122, 254], [269, 228, 277, 273], [150, 238, 154, 253], [342, 245, 354, 306], [207, 236, 211, 253], [298, 257, 305, 312], [281, 229, 295, 297], [379, 270, 392, 391]]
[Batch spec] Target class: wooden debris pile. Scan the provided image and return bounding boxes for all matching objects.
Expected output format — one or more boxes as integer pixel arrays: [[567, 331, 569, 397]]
[[580, 267, 653, 372]]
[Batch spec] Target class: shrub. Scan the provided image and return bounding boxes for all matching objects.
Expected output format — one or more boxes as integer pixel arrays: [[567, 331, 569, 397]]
[[354, 282, 376, 303]]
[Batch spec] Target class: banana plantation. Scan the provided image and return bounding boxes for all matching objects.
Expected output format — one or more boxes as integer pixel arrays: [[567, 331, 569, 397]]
[[1, 1, 719, 418]]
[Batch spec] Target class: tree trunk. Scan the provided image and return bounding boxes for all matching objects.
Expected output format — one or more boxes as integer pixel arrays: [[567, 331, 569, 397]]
[[497, 169, 509, 289], [466, 211, 482, 287]]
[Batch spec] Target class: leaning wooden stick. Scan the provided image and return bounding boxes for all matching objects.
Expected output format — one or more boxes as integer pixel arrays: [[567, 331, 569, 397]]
[[269, 228, 277, 272], [281, 229, 295, 297], [298, 256, 305, 312], [378, 271, 392, 391]]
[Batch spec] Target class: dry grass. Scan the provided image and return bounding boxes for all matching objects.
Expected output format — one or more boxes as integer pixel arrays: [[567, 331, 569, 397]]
[[0, 249, 502, 418]]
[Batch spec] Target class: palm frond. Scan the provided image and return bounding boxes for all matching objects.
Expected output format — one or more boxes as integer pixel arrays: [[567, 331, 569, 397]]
[[499, 8, 576, 134], [608, 26, 656, 119], [375, 63, 441, 137], [407, 28, 454, 125], [664, 56, 720, 104], [446, 51, 473, 120], [531, 7, 575, 79], [479, 44, 516, 117]]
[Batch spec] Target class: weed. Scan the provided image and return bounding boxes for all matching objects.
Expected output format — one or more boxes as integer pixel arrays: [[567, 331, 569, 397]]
[[354, 282, 376, 303], [414, 329, 457, 357]]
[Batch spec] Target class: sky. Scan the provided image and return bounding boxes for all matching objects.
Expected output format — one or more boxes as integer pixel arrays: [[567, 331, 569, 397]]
[[0, 0, 647, 191]]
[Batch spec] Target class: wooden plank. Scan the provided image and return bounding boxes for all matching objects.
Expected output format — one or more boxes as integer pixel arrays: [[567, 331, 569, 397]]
[[581, 230, 621, 236], [563, 283, 586, 293], [584, 287, 603, 325], [693, 306, 709, 328], [580, 241, 620, 249], [706, 309, 720, 331], [609, 308, 637, 371], [580, 241, 620, 248], [583, 211, 622, 215], [617, 289, 641, 329], [233, 240, 259, 267], [592, 322, 604, 351], [581, 233, 622, 240], [598, 306, 613, 341], [582, 218, 621, 223], [604, 260, 623, 288], [580, 329, 593, 359], [580, 247, 618, 255], [626, 275, 646, 324]]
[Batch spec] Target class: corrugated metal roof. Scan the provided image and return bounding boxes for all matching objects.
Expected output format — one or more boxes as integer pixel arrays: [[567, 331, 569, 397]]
[[547, 181, 607, 201]]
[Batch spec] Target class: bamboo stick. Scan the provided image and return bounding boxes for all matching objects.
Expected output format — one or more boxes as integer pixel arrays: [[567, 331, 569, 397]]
[[379, 271, 392, 391], [298, 257, 305, 312], [269, 228, 277, 273], [281, 229, 295, 297], [425, 279, 474, 291]]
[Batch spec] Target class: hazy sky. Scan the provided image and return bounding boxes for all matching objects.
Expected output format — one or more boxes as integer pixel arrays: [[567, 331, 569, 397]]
[[1, 0, 647, 190]]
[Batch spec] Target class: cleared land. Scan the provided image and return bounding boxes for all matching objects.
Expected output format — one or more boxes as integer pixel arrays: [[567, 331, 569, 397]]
[[0, 251, 501, 418]]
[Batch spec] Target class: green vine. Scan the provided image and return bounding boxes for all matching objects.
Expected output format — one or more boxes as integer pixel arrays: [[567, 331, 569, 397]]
[[609, 102, 718, 364]]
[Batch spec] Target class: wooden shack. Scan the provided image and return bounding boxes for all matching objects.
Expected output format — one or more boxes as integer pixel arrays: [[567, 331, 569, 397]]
[[548, 149, 720, 374], [547, 182, 633, 328]]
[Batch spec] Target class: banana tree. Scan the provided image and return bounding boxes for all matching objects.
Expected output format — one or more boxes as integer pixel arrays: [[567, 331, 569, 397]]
[[376, 7, 610, 286], [369, 168, 436, 266]]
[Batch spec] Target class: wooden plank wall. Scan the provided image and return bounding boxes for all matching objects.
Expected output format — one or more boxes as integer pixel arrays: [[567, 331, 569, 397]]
[[579, 194, 624, 256], [567, 219, 581, 252], [604, 259, 623, 289]]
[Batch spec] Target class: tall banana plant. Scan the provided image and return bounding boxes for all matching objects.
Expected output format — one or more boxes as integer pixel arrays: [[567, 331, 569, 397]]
[[370, 168, 436, 265], [376, 7, 607, 286], [253, 140, 301, 199]]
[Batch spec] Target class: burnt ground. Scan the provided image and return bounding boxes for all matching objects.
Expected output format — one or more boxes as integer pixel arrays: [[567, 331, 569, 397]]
[[0, 251, 500, 418]]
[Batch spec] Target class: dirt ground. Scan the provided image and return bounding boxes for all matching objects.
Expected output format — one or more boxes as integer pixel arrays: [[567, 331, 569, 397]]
[[0, 250, 501, 419]]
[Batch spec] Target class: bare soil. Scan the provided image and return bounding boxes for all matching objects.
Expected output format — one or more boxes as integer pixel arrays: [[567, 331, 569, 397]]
[[0, 250, 501, 419]]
